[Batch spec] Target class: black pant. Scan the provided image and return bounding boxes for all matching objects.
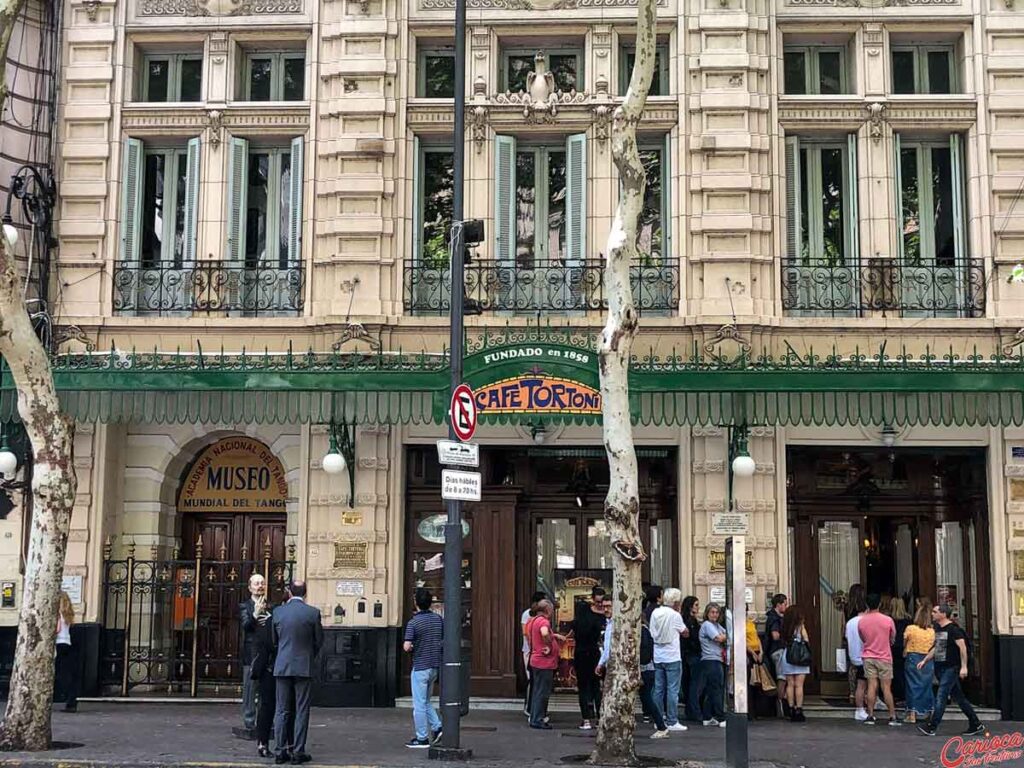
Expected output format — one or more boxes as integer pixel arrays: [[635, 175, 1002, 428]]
[[529, 668, 555, 727], [55, 644, 78, 708], [574, 650, 602, 720], [255, 671, 278, 746]]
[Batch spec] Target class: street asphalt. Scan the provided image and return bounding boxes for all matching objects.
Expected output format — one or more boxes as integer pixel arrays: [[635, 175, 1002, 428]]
[[0, 703, 1019, 768]]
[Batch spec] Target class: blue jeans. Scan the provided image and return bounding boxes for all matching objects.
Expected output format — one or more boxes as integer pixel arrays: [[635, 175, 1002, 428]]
[[411, 667, 442, 741], [931, 666, 979, 730], [696, 659, 726, 721], [905, 653, 935, 716], [653, 660, 682, 726]]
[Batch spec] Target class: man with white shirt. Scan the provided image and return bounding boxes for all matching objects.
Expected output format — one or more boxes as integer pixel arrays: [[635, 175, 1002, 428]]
[[649, 588, 689, 732]]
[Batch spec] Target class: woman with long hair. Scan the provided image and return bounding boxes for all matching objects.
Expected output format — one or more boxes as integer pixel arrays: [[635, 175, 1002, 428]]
[[903, 600, 936, 724], [55, 591, 78, 712], [888, 597, 912, 704], [779, 604, 810, 722], [680, 595, 701, 722]]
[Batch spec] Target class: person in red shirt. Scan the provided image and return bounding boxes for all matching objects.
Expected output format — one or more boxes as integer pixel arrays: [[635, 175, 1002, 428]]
[[858, 593, 900, 726], [528, 600, 566, 729]]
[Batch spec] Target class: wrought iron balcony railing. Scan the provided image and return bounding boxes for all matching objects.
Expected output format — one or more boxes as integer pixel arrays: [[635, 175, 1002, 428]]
[[404, 258, 679, 316], [113, 261, 304, 316], [781, 258, 986, 318]]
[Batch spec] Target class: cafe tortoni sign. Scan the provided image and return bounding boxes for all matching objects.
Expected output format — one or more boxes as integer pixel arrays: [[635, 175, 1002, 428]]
[[465, 344, 603, 419], [178, 436, 289, 514]]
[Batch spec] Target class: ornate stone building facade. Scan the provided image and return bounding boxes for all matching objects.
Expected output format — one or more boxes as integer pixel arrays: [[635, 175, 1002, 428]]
[[2, 0, 1024, 712]]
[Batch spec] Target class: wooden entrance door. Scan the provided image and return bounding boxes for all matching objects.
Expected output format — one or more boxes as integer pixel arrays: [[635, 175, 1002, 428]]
[[181, 513, 286, 687]]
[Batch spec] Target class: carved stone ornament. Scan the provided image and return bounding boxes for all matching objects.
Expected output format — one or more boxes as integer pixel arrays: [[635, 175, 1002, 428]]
[[421, 0, 665, 8], [206, 110, 224, 147], [331, 322, 382, 352], [470, 105, 488, 153], [593, 104, 612, 142], [703, 323, 752, 359], [865, 102, 886, 142], [52, 324, 96, 352], [139, 0, 302, 15], [788, 0, 956, 5], [83, 0, 100, 20]]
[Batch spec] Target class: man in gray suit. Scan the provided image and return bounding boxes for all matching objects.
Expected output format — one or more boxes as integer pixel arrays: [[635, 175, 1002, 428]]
[[271, 580, 324, 765]]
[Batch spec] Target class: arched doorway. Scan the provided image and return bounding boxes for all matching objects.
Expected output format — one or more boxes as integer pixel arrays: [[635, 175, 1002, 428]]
[[174, 436, 289, 692]]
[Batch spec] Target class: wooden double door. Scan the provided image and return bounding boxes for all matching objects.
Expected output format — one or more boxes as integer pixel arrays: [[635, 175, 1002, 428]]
[[180, 513, 287, 686]]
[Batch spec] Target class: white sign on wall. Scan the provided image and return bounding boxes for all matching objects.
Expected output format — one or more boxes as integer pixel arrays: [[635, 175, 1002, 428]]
[[441, 469, 482, 502], [61, 575, 83, 604], [712, 512, 749, 535], [709, 585, 754, 605], [335, 580, 365, 597]]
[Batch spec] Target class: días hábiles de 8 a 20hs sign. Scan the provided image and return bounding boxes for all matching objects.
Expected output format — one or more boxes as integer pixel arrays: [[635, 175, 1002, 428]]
[[177, 436, 288, 514]]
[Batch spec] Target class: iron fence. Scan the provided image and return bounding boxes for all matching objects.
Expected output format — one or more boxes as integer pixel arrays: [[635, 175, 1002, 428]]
[[404, 258, 679, 316], [781, 258, 986, 318], [112, 261, 304, 316], [100, 539, 295, 697]]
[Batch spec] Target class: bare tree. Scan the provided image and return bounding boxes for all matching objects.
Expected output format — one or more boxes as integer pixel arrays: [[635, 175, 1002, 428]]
[[0, 0, 78, 749], [591, 0, 657, 763]]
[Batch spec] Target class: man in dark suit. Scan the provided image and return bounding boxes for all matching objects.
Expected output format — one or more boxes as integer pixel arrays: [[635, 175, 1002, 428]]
[[239, 573, 266, 734], [271, 580, 324, 765]]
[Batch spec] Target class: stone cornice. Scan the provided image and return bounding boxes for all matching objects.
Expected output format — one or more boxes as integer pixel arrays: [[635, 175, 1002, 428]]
[[778, 97, 977, 132], [121, 104, 310, 136], [417, 0, 666, 9]]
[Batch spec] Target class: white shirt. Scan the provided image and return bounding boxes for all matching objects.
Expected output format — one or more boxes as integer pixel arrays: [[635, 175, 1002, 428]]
[[57, 616, 71, 646], [521, 608, 531, 654], [650, 605, 683, 664], [845, 614, 864, 666]]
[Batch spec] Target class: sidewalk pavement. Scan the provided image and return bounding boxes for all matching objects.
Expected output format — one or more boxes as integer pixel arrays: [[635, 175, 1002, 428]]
[[0, 702, 1019, 768]]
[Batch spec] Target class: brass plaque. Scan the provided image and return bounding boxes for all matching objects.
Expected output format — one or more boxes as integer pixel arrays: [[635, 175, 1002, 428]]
[[1016, 591, 1024, 616], [1014, 551, 1024, 581], [341, 510, 363, 526], [334, 542, 368, 569], [1010, 478, 1024, 501], [709, 550, 754, 573]]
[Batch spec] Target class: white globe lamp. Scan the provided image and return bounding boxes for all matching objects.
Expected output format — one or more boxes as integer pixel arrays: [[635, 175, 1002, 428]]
[[0, 445, 18, 477], [322, 448, 346, 475], [732, 453, 756, 478], [1, 217, 17, 250]]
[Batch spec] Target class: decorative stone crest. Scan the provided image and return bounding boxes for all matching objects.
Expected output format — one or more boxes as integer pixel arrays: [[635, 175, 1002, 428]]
[[470, 105, 488, 153], [83, 0, 100, 20], [703, 323, 752, 359], [593, 104, 612, 142], [331, 322, 382, 352]]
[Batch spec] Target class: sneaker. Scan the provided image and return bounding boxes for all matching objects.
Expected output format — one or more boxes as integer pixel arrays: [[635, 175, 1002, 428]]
[[854, 708, 869, 721], [406, 738, 430, 749], [875, 699, 886, 710], [718, 719, 727, 728], [889, 718, 903, 727], [530, 722, 553, 730], [702, 718, 719, 727], [667, 723, 688, 732], [918, 724, 937, 737], [650, 729, 669, 740], [962, 723, 985, 736], [543, 716, 550, 725], [430, 729, 443, 744], [578, 720, 592, 731], [863, 716, 877, 726]]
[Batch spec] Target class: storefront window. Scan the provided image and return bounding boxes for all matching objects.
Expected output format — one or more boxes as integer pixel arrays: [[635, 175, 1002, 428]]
[[536, 518, 576, 600]]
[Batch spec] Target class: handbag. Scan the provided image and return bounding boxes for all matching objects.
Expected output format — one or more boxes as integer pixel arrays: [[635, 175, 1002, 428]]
[[751, 662, 777, 692], [787, 634, 812, 667]]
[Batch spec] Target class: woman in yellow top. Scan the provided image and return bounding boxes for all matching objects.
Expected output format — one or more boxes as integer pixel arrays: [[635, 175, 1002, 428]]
[[903, 600, 936, 723]]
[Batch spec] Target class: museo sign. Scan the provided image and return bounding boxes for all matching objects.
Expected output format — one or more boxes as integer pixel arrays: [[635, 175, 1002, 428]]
[[177, 436, 288, 514]]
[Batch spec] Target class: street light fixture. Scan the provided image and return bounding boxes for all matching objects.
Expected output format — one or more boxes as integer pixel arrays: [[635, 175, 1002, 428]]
[[727, 424, 755, 510], [1, 214, 17, 250], [321, 421, 355, 506], [0, 438, 18, 477]]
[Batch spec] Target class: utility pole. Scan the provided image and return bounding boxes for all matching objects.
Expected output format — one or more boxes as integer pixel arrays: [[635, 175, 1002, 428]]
[[431, 0, 470, 755]]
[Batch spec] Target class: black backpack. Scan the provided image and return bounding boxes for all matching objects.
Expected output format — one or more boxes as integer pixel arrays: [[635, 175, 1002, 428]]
[[640, 625, 654, 666]]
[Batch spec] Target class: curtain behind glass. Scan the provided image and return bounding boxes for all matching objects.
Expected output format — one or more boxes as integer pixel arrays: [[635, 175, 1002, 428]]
[[818, 521, 860, 672]]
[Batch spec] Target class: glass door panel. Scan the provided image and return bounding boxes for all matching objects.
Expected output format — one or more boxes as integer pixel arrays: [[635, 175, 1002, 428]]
[[935, 521, 965, 620], [649, 519, 673, 588], [895, 523, 915, 608], [817, 521, 861, 673], [586, 519, 613, 571], [536, 518, 576, 601]]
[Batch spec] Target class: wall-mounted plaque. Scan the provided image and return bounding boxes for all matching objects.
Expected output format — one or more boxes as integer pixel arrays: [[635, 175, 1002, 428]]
[[712, 512, 749, 536], [1011, 478, 1024, 501], [334, 542, 368, 570], [709, 550, 753, 573]]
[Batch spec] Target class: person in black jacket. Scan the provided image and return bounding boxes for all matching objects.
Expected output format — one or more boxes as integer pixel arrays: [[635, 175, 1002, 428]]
[[680, 595, 702, 722], [250, 595, 282, 757], [239, 573, 266, 734], [572, 587, 607, 730]]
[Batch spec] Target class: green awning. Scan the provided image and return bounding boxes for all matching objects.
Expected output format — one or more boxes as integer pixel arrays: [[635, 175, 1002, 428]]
[[5, 335, 1024, 428]]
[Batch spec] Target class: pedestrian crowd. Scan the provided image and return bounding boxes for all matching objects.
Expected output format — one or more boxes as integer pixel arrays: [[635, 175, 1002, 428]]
[[504, 583, 985, 743]]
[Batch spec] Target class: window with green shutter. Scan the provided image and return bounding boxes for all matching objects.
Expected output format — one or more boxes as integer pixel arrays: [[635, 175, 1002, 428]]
[[784, 135, 858, 265], [226, 139, 304, 266], [895, 134, 966, 267]]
